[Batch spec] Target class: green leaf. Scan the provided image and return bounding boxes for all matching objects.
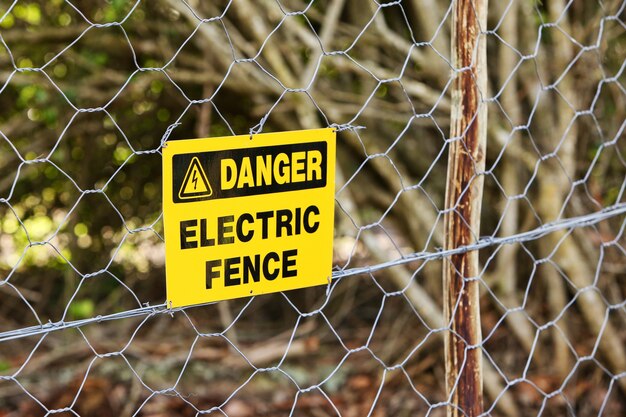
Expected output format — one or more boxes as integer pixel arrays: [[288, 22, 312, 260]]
[[69, 299, 95, 320]]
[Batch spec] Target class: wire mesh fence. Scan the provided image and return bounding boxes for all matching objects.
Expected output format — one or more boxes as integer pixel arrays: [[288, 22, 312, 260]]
[[0, 0, 624, 416]]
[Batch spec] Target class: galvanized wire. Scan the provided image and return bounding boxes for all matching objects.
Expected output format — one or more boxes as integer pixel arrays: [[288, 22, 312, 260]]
[[0, 0, 624, 416]]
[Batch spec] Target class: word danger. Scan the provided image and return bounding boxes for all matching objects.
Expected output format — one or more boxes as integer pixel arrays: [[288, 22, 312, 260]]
[[221, 149, 323, 190]]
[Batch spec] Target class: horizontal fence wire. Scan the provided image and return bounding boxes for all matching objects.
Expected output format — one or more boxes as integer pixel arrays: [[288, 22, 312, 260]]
[[1, 203, 625, 344]]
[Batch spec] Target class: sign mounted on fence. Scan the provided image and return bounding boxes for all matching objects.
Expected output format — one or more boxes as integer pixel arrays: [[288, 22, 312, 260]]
[[162, 128, 336, 308]]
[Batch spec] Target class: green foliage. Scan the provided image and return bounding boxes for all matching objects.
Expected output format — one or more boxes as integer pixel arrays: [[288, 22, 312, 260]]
[[68, 298, 95, 320]]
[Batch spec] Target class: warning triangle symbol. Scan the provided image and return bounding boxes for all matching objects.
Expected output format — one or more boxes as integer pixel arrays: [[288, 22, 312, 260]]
[[178, 156, 213, 200]]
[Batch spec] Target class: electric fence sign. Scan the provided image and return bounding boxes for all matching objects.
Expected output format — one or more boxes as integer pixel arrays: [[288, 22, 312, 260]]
[[162, 128, 336, 308]]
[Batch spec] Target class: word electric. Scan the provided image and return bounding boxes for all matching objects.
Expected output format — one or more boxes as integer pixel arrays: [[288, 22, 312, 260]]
[[163, 128, 336, 307], [179, 206, 320, 249]]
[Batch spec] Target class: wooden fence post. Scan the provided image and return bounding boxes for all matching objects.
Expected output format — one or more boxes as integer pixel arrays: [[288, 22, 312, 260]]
[[443, 0, 488, 416]]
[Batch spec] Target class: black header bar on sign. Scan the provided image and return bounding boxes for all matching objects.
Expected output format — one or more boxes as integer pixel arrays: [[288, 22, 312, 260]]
[[172, 141, 327, 203]]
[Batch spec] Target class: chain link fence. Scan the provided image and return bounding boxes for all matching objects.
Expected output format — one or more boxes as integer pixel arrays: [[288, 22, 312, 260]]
[[0, 0, 624, 416]]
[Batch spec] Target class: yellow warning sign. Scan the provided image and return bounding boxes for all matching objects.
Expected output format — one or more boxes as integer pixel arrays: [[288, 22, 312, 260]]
[[178, 156, 212, 200], [162, 128, 336, 308]]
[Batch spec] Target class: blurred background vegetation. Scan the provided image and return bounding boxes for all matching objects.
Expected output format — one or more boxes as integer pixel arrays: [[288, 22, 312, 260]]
[[0, 1, 624, 416]]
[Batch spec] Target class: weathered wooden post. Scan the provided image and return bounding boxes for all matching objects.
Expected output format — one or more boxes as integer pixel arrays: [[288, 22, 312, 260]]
[[443, 0, 488, 416]]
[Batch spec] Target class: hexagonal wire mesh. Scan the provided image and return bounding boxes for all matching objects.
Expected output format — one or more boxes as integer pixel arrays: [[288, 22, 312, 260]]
[[0, 0, 625, 416]]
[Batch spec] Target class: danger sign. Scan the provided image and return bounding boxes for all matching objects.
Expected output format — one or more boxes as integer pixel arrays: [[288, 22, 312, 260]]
[[162, 128, 336, 308]]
